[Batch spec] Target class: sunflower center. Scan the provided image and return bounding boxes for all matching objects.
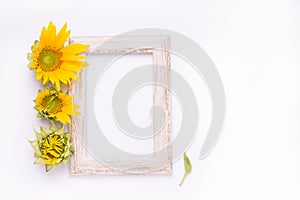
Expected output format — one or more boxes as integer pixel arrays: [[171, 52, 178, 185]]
[[41, 135, 64, 159], [38, 49, 60, 70], [42, 95, 62, 114]]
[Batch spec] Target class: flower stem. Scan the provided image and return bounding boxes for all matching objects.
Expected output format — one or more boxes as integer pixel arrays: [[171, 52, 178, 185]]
[[179, 174, 187, 186]]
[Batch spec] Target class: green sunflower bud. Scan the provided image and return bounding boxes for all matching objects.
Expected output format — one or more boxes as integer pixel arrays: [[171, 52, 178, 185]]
[[29, 123, 73, 172]]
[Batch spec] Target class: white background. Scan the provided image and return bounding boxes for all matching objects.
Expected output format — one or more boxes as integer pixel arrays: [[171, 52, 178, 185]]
[[0, 0, 300, 199]]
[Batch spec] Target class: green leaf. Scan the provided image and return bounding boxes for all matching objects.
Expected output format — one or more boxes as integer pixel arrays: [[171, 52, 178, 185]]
[[179, 153, 192, 186]]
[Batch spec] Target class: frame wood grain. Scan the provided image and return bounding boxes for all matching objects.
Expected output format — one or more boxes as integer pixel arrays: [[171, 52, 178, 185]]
[[68, 35, 171, 175]]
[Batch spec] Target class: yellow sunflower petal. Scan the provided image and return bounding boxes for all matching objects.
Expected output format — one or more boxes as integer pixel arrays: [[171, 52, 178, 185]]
[[36, 68, 43, 73], [55, 112, 71, 124], [61, 54, 86, 61], [53, 70, 68, 84], [55, 23, 71, 48], [39, 27, 48, 49], [61, 105, 74, 115], [36, 72, 43, 80], [55, 79, 61, 91], [47, 22, 57, 48], [42, 74, 49, 84], [61, 44, 89, 55], [48, 71, 56, 84], [58, 93, 72, 104], [61, 70, 78, 80], [60, 62, 82, 72]]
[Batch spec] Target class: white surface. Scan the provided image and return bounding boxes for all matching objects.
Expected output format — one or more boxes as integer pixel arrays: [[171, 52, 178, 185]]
[[1, 0, 300, 199]]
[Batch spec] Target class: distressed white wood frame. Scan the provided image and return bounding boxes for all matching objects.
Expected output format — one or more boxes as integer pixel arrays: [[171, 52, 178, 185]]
[[68, 36, 172, 175]]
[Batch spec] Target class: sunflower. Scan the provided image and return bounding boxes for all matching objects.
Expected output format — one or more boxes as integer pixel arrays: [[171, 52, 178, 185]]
[[29, 123, 73, 172], [34, 88, 80, 124], [27, 22, 89, 91]]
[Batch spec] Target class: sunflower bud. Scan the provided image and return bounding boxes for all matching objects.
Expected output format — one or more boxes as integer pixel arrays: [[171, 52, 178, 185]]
[[34, 88, 80, 124], [29, 123, 73, 172]]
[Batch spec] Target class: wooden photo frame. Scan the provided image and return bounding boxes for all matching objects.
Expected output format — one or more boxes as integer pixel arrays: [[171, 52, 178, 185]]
[[68, 35, 172, 175]]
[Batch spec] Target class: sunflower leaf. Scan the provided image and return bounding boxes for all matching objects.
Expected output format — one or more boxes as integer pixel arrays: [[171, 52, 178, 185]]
[[179, 153, 192, 186]]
